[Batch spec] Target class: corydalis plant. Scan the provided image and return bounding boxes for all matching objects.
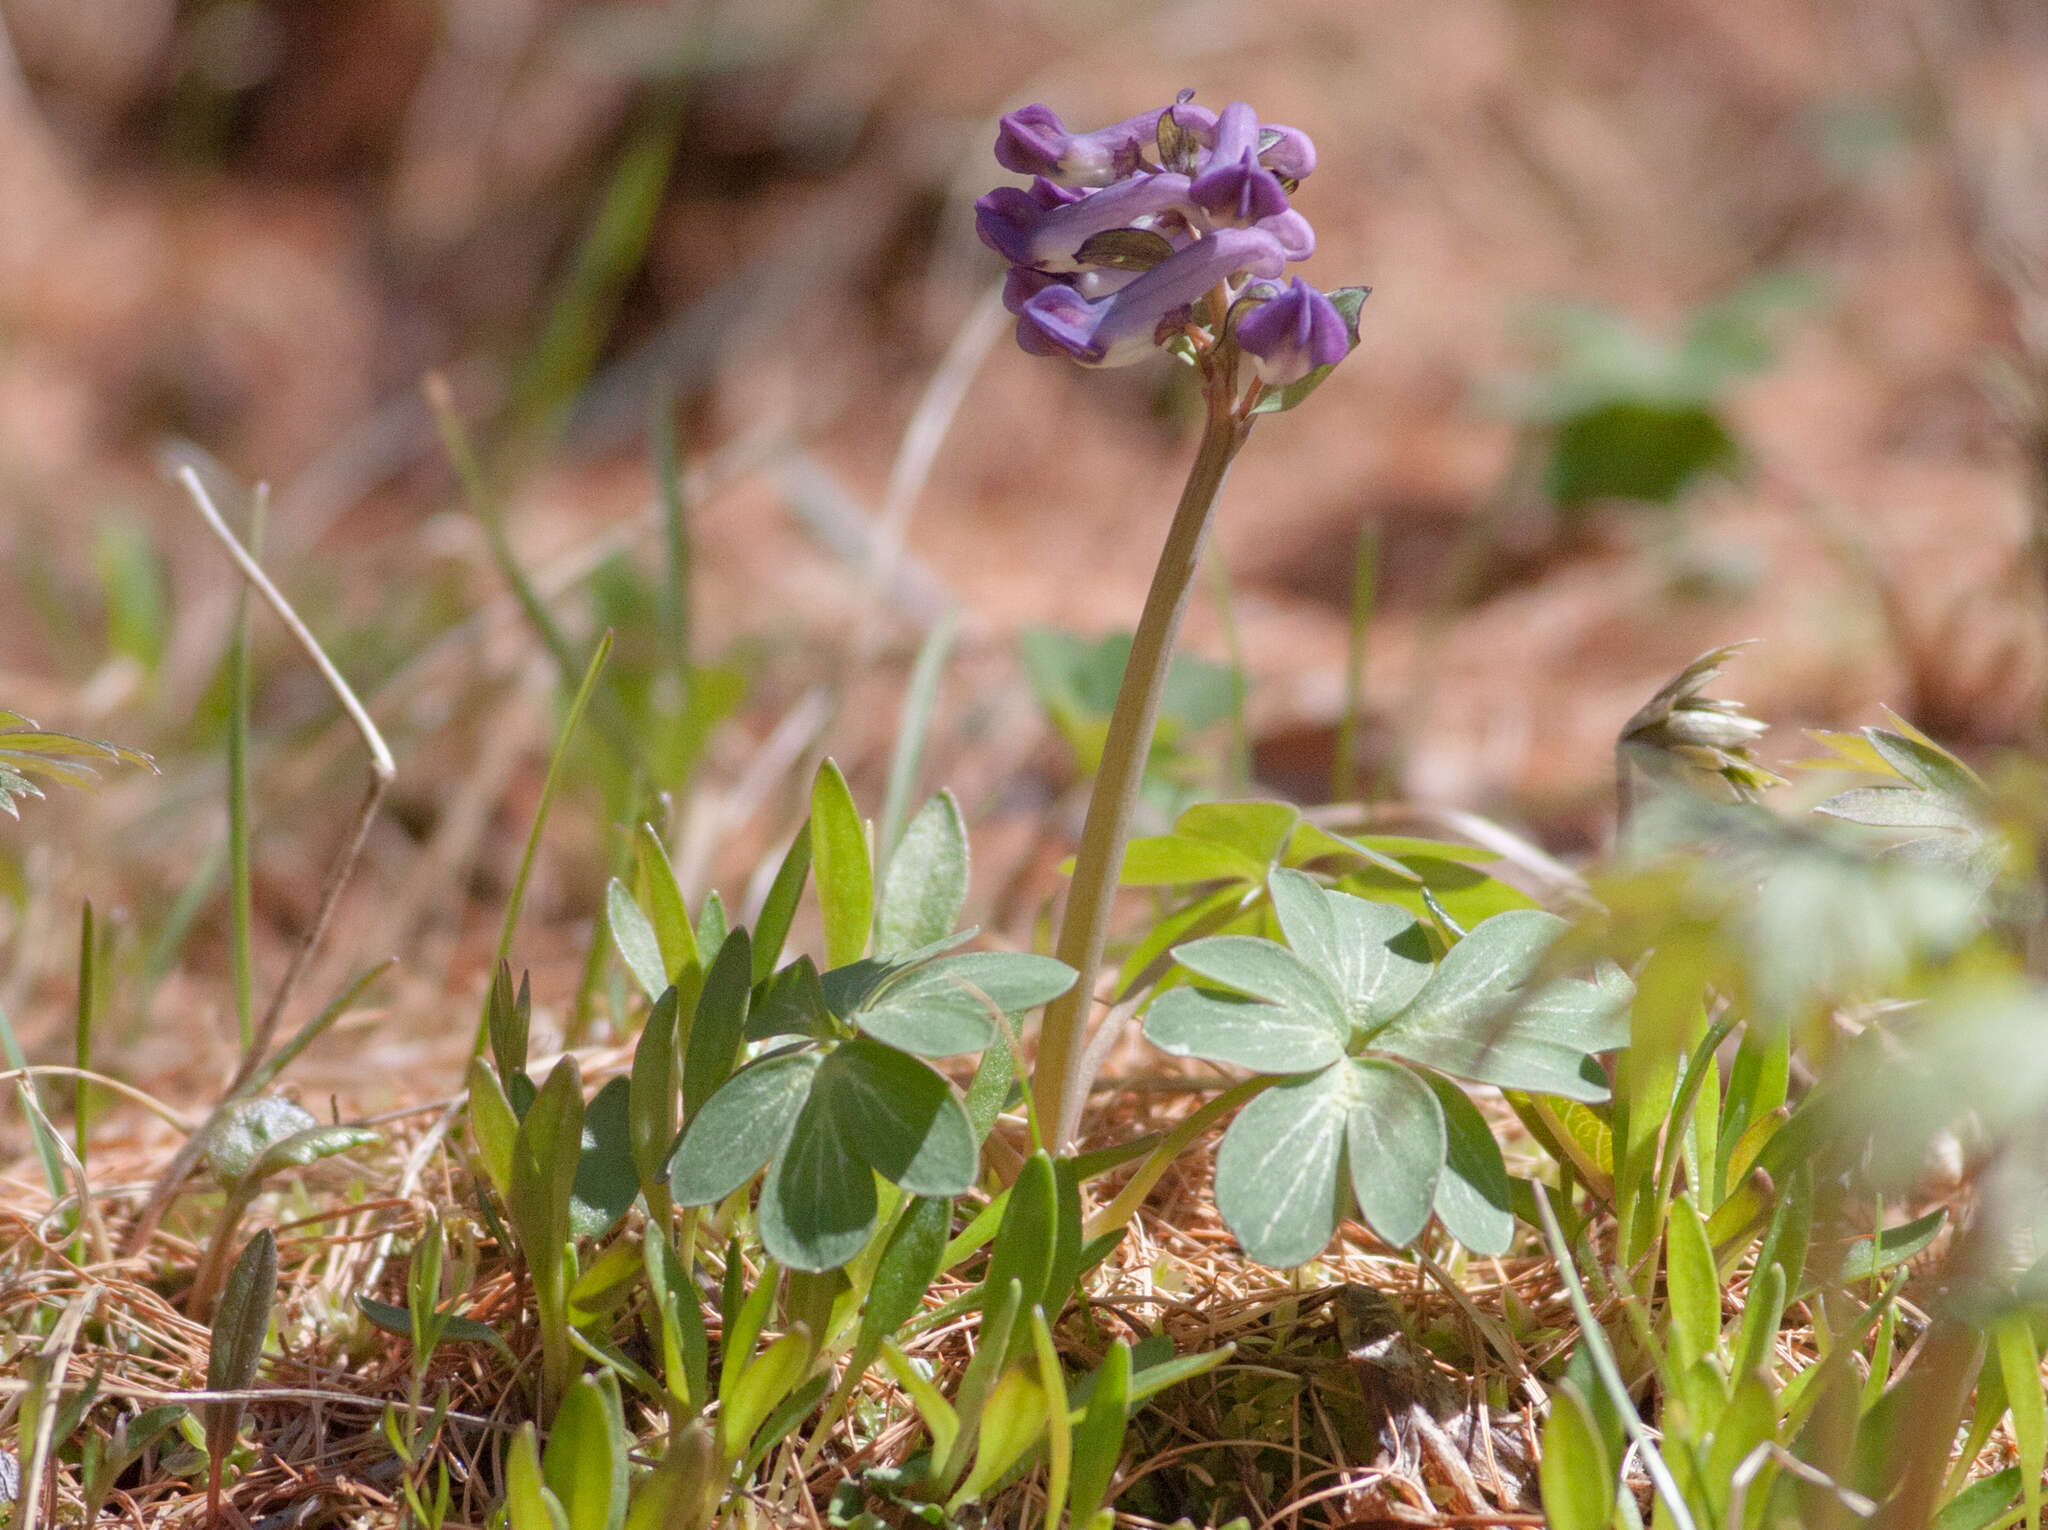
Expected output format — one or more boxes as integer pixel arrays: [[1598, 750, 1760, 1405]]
[[980, 95, 1362, 392], [981, 94, 1369, 1149]]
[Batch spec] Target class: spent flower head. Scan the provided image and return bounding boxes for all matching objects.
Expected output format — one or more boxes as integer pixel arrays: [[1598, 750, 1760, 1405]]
[[979, 91, 1366, 410]]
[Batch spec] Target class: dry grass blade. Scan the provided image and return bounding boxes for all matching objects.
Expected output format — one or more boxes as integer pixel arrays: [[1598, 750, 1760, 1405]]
[[118, 469, 396, 1259]]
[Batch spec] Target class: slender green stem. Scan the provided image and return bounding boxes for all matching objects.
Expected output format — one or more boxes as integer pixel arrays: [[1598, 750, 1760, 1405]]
[[1033, 385, 1252, 1152]]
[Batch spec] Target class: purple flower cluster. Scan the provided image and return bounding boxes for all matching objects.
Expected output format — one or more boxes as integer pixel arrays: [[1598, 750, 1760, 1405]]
[[977, 95, 1353, 388]]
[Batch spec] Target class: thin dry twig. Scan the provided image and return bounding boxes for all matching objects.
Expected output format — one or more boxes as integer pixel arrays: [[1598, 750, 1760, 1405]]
[[120, 470, 396, 1258]]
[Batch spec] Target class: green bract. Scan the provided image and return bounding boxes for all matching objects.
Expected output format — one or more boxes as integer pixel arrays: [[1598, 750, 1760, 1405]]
[[1146, 867, 1632, 1263]]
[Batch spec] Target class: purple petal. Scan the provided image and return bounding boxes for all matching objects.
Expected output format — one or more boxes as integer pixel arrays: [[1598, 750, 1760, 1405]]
[[994, 105, 1069, 178], [1190, 102, 1290, 223], [1257, 123, 1317, 179], [1257, 209, 1316, 261], [1018, 227, 1287, 366], [996, 102, 1168, 187], [975, 186, 1047, 265], [1002, 265, 1065, 315], [1235, 277, 1350, 386], [980, 171, 1198, 273]]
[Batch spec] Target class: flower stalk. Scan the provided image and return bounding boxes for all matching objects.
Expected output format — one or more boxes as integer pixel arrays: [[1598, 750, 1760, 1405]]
[[1033, 379, 1253, 1149]]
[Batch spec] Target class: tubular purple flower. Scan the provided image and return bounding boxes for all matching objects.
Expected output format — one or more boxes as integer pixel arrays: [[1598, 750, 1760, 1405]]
[[1190, 102, 1290, 224], [976, 172, 1197, 273], [1257, 209, 1316, 261], [995, 103, 1167, 187], [1019, 227, 1286, 367], [1002, 265, 1063, 315], [1256, 123, 1317, 179], [1234, 277, 1350, 386]]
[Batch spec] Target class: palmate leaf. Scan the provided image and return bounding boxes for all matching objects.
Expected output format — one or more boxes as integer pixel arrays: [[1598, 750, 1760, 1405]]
[[1344, 1060, 1445, 1249], [818, 1039, 976, 1198], [669, 1050, 820, 1206], [845, 949, 1075, 1057], [1213, 1067, 1351, 1268], [1144, 988, 1346, 1073], [1162, 873, 1630, 1265], [1805, 712, 2002, 890], [1269, 869, 1432, 1037], [0, 712, 155, 818], [757, 1092, 876, 1273], [1368, 910, 1621, 1102]]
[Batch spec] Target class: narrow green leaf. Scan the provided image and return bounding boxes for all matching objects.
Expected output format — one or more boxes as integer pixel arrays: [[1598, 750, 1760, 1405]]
[[636, 823, 699, 983], [1997, 1314, 2045, 1530], [752, 827, 811, 983], [505, 1423, 567, 1530], [628, 987, 679, 1208], [203, 1230, 276, 1452], [950, 1365, 1047, 1509], [881, 1340, 959, 1465], [246, 1123, 378, 1186], [1664, 1195, 1721, 1373], [510, 1057, 583, 1272], [669, 1050, 819, 1206], [644, 1231, 709, 1411], [721, 1322, 813, 1461], [1540, 1384, 1616, 1530], [738, 1371, 830, 1480], [696, 890, 727, 962], [486, 962, 531, 1083], [1840, 1206, 1946, 1283], [1931, 1468, 2023, 1530], [812, 759, 873, 968], [543, 1376, 625, 1530], [963, 1036, 1016, 1144], [355, 1296, 509, 1357], [1069, 1338, 1130, 1525], [607, 880, 667, 1002], [569, 1076, 638, 1239], [859, 1196, 953, 1355], [622, 1421, 717, 1530], [983, 1151, 1058, 1322], [877, 792, 969, 954], [682, 928, 752, 1122], [466, 1057, 518, 1198]]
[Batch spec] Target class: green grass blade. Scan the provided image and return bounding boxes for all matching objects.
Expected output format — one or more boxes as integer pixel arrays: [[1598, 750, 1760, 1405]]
[[0, 993, 65, 1200], [473, 631, 615, 1058], [877, 611, 958, 870]]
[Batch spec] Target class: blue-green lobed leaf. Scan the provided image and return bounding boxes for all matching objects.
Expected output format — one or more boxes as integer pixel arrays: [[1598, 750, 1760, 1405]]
[[669, 1050, 820, 1206], [1343, 1060, 1445, 1248], [1213, 1067, 1351, 1268]]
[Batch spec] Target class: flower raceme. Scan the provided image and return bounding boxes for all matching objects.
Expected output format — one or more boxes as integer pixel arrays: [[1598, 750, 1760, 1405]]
[[978, 93, 1364, 398]]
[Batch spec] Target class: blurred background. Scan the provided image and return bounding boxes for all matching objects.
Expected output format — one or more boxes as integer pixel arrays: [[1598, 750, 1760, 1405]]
[[1, 0, 2044, 1107]]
